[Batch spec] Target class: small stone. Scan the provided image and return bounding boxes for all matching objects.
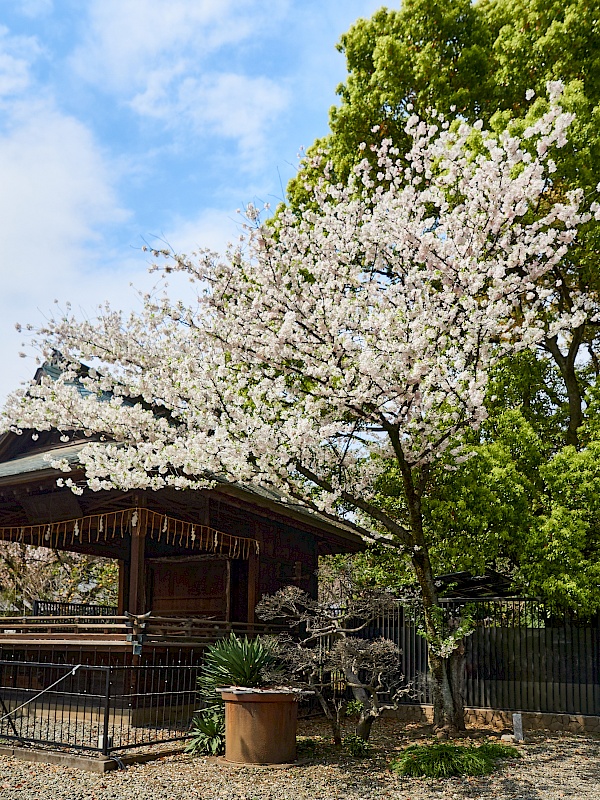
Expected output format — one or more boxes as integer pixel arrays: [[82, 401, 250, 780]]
[[501, 734, 515, 742]]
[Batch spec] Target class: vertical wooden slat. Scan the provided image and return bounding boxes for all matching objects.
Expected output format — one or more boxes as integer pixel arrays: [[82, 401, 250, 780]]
[[226, 560, 231, 622]]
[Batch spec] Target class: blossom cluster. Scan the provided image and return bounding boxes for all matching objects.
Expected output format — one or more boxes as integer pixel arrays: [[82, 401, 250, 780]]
[[2, 85, 592, 528]]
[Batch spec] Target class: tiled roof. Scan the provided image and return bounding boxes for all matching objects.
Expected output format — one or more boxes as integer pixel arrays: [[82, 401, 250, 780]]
[[0, 443, 85, 479]]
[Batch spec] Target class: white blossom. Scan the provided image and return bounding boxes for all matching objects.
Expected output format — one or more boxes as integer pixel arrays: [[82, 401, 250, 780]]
[[0, 92, 590, 535]]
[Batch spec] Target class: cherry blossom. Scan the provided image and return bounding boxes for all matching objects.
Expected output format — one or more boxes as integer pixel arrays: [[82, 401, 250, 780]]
[[2, 84, 592, 732]]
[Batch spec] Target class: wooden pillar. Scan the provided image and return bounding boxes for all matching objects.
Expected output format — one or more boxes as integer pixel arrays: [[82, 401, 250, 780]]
[[128, 509, 147, 615], [117, 560, 126, 615], [225, 560, 232, 622], [247, 550, 258, 626]]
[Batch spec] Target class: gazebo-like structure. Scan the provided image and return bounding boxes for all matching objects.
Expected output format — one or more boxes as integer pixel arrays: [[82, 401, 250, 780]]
[[0, 421, 362, 664]]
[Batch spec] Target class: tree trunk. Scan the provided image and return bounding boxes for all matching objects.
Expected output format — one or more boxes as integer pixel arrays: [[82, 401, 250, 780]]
[[344, 662, 377, 741], [449, 643, 466, 720], [412, 553, 466, 734], [544, 328, 584, 448], [355, 711, 376, 741], [330, 719, 342, 746], [563, 360, 583, 448], [427, 648, 466, 733], [315, 689, 343, 745], [395, 452, 466, 734]]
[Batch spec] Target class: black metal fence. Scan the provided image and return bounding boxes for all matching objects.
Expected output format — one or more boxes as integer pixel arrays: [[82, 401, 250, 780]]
[[361, 597, 600, 716], [0, 658, 200, 756], [1, 597, 598, 758]]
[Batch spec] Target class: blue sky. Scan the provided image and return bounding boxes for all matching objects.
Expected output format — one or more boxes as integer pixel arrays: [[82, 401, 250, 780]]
[[0, 0, 385, 403]]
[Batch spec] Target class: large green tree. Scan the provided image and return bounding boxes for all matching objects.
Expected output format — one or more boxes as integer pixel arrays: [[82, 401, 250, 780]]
[[289, 0, 600, 449], [330, 354, 600, 616], [290, 0, 600, 193], [288, 1, 600, 614]]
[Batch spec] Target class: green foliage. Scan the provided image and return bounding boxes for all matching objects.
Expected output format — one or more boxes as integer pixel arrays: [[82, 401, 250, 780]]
[[289, 0, 600, 205], [344, 699, 365, 718], [185, 709, 225, 756], [198, 633, 280, 701], [519, 442, 600, 615], [484, 352, 567, 447], [343, 734, 371, 758], [389, 741, 520, 778]]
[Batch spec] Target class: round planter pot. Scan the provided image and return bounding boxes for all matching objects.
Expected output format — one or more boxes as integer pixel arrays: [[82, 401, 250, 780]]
[[220, 690, 298, 764]]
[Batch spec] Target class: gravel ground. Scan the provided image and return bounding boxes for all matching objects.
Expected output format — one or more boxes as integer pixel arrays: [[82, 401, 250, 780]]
[[0, 714, 189, 751], [0, 718, 599, 800]]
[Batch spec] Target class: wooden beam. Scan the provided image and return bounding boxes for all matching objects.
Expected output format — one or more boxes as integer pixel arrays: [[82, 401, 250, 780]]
[[146, 554, 229, 564]]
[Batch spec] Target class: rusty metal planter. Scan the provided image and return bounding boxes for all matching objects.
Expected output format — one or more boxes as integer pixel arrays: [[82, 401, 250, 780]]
[[220, 689, 298, 764]]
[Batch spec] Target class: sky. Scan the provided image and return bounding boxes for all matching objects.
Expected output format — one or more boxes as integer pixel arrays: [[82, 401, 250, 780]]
[[0, 0, 386, 403]]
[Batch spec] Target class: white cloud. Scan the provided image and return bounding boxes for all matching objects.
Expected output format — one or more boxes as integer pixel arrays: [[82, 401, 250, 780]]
[[69, 0, 291, 154], [0, 101, 127, 272], [70, 0, 261, 91], [0, 25, 40, 97], [0, 91, 246, 403], [69, 0, 293, 95], [132, 72, 289, 154], [0, 206, 240, 403], [159, 206, 242, 256], [0, 87, 134, 402]]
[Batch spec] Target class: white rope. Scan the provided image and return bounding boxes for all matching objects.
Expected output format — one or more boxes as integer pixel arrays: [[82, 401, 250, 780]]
[[0, 664, 81, 722]]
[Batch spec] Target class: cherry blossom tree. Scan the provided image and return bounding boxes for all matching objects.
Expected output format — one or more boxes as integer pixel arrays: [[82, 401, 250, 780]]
[[3, 84, 596, 732]]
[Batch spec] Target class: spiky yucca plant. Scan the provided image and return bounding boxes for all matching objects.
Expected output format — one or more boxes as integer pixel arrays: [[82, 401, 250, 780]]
[[186, 709, 225, 756], [198, 633, 280, 702]]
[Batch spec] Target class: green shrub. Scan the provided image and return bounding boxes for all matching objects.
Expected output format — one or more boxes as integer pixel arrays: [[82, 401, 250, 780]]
[[390, 741, 520, 778], [478, 741, 521, 762], [345, 700, 364, 718], [343, 734, 371, 758], [198, 633, 280, 701], [186, 709, 225, 756]]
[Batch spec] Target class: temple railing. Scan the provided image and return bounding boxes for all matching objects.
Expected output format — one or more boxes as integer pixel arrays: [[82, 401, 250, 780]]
[[0, 613, 286, 649], [138, 614, 286, 646], [0, 615, 131, 643], [33, 600, 118, 617]]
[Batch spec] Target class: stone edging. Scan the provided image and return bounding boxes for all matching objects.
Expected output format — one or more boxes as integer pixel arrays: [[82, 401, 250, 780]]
[[389, 704, 600, 733]]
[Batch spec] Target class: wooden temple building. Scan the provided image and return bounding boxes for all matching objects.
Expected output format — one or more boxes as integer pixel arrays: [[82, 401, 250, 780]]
[[0, 378, 362, 665]]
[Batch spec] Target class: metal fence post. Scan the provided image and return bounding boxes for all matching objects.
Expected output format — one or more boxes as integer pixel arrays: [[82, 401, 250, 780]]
[[101, 668, 112, 756]]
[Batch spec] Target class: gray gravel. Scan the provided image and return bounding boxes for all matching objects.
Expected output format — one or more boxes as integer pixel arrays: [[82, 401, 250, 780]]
[[0, 719, 598, 799]]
